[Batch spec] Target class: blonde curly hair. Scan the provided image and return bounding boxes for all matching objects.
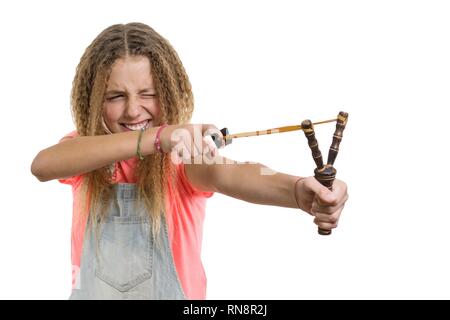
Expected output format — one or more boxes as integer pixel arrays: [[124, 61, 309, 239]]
[[71, 22, 194, 235]]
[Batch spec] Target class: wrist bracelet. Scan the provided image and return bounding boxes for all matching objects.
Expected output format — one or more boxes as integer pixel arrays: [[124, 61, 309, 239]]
[[294, 177, 305, 209], [155, 124, 168, 153], [136, 127, 146, 160]]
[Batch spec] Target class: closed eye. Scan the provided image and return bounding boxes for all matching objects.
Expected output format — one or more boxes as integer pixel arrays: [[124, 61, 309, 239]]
[[142, 94, 157, 99], [106, 94, 124, 101]]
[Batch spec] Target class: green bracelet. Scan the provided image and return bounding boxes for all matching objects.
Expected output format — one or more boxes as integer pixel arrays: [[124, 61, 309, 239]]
[[136, 127, 145, 160]]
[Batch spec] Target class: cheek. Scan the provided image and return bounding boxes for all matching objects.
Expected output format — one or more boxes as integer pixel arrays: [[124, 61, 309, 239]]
[[103, 103, 122, 123], [144, 100, 161, 118]]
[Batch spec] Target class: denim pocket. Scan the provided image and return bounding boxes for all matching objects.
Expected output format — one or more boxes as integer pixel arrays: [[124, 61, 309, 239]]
[[95, 216, 153, 292]]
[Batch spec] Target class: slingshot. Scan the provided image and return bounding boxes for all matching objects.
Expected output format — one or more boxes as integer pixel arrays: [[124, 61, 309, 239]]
[[211, 111, 349, 235]]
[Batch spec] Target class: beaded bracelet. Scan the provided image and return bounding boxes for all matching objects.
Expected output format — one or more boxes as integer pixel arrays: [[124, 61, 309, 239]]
[[155, 124, 168, 153]]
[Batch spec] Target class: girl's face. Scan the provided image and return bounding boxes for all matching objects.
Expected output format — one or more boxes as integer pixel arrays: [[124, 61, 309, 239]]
[[102, 55, 160, 133]]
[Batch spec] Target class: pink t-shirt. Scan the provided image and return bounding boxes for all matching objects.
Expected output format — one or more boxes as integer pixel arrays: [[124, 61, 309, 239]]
[[59, 131, 213, 299]]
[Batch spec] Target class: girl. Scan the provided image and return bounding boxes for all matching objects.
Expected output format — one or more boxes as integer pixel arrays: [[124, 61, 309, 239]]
[[31, 22, 348, 300]]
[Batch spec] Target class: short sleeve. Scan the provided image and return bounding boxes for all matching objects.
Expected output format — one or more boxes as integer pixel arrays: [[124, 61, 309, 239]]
[[58, 131, 82, 186], [177, 163, 214, 198]]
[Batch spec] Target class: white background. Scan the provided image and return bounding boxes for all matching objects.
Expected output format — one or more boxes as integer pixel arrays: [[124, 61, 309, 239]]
[[0, 0, 449, 299]]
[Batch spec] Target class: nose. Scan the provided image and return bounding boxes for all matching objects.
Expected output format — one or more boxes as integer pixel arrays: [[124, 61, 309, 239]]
[[124, 96, 142, 119]]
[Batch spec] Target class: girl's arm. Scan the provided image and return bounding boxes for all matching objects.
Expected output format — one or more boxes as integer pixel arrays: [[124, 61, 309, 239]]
[[31, 128, 161, 182], [31, 124, 219, 182], [185, 156, 348, 228], [185, 156, 300, 208]]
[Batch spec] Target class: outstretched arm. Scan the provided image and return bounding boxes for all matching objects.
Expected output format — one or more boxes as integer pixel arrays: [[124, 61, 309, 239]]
[[185, 156, 348, 230], [186, 157, 299, 208]]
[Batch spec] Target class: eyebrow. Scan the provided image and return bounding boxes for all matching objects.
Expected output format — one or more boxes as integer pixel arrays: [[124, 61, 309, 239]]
[[105, 90, 125, 95], [105, 88, 156, 95], [138, 88, 156, 94]]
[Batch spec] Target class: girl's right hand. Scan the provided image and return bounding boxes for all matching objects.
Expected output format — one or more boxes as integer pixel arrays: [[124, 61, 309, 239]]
[[158, 124, 224, 162]]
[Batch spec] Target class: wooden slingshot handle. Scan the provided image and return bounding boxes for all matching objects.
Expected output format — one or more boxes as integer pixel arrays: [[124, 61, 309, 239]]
[[314, 166, 337, 235], [302, 111, 348, 236]]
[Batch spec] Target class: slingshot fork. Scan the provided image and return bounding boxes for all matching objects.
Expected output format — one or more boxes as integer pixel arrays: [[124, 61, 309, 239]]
[[301, 111, 348, 235]]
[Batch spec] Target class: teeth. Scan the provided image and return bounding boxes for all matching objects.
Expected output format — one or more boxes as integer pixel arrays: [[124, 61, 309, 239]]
[[123, 120, 150, 131]]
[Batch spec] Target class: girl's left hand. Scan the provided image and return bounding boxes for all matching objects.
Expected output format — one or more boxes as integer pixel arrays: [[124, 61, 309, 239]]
[[295, 177, 348, 231]]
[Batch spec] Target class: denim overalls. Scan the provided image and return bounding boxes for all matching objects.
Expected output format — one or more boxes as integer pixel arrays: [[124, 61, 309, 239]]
[[70, 184, 185, 299]]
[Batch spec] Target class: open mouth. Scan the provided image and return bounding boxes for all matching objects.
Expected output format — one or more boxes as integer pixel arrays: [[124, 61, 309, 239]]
[[121, 119, 152, 131]]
